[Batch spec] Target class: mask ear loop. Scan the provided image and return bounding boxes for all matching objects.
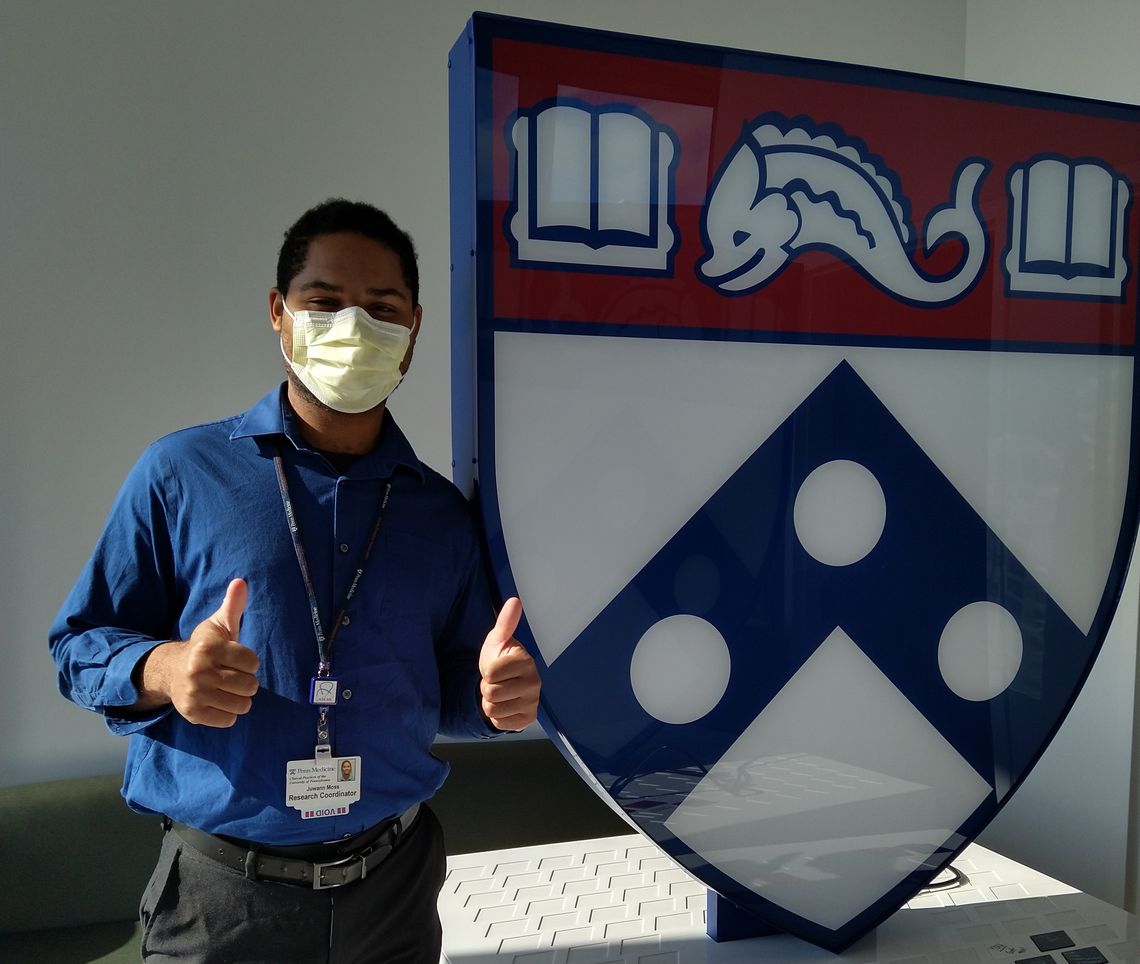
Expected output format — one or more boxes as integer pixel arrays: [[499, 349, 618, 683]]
[[278, 296, 294, 365], [393, 313, 420, 390], [278, 295, 302, 366], [279, 296, 296, 322]]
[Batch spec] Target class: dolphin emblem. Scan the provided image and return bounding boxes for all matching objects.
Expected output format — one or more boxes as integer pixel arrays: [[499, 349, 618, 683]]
[[699, 115, 990, 305]]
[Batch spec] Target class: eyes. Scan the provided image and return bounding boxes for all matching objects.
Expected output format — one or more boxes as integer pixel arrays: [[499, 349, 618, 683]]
[[305, 297, 402, 320]]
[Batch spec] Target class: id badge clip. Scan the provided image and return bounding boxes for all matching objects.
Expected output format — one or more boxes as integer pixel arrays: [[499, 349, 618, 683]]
[[310, 676, 338, 706]]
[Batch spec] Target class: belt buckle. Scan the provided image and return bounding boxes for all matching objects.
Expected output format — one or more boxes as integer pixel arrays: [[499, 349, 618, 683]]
[[312, 850, 369, 890]]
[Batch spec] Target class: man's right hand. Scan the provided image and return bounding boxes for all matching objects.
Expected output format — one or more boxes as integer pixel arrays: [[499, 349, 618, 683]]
[[132, 578, 260, 727]]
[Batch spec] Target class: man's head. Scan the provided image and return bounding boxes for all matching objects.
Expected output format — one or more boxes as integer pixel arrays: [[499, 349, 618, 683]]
[[270, 200, 423, 416], [276, 199, 419, 307]]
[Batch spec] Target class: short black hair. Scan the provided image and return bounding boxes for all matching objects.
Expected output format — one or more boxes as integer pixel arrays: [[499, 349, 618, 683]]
[[276, 198, 420, 305]]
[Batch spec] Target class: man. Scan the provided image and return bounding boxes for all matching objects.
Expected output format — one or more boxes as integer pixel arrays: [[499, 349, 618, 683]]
[[49, 199, 541, 962]]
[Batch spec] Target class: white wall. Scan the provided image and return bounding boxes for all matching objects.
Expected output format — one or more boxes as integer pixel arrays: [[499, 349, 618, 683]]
[[1, 0, 965, 784], [5, 0, 1137, 917], [963, 0, 1140, 913]]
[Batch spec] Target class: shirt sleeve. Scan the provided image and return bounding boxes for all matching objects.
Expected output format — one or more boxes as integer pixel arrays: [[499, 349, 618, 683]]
[[434, 509, 502, 740], [48, 445, 179, 735]]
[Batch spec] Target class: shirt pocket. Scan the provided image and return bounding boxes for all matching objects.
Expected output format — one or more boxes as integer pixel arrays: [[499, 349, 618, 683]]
[[336, 659, 442, 787]]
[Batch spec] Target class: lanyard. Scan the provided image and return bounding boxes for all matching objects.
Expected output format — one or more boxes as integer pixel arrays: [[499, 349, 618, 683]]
[[272, 447, 391, 677]]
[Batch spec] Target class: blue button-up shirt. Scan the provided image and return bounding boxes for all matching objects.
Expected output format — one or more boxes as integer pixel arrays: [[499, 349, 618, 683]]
[[50, 386, 496, 844]]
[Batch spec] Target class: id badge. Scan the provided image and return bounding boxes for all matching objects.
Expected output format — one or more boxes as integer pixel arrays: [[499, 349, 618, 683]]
[[285, 756, 361, 819]]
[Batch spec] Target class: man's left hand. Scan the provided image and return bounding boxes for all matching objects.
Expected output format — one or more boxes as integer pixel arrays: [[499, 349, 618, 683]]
[[478, 597, 540, 731]]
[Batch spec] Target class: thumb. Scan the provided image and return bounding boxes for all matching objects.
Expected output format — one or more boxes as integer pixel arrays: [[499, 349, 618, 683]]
[[486, 597, 523, 655], [213, 578, 248, 639]]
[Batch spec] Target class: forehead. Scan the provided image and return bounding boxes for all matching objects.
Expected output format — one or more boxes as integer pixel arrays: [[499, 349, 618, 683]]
[[291, 232, 409, 297]]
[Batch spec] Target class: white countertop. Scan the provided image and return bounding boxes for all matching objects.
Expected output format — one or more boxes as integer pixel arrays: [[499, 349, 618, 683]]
[[440, 834, 1140, 963]]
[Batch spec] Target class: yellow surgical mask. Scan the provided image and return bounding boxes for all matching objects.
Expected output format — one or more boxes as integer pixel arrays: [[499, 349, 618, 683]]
[[281, 302, 414, 414]]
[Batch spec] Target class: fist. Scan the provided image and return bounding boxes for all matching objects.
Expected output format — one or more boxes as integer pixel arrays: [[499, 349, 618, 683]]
[[478, 597, 540, 731], [138, 578, 261, 727]]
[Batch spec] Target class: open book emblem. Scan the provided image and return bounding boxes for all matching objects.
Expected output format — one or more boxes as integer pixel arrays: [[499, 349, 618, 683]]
[[506, 101, 680, 272], [1004, 155, 1132, 300]]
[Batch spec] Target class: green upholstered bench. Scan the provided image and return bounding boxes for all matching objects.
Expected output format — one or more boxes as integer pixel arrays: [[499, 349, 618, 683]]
[[0, 773, 157, 963], [0, 739, 627, 963]]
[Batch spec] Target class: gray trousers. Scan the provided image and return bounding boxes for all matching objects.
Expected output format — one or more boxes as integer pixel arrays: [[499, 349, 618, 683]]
[[139, 805, 446, 963]]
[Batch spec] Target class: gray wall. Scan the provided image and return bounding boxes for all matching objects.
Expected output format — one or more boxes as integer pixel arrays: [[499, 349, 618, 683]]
[[962, 0, 1140, 912], [4, 0, 1137, 913]]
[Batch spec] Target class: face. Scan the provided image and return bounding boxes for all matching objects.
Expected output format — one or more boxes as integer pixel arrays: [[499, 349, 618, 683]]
[[269, 231, 422, 384], [341, 760, 353, 778]]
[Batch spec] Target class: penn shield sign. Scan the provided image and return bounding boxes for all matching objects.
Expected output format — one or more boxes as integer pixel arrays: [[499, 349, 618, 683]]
[[449, 14, 1140, 951]]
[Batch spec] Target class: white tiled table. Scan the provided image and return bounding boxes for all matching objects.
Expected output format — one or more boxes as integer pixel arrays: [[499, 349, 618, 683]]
[[440, 834, 1140, 963]]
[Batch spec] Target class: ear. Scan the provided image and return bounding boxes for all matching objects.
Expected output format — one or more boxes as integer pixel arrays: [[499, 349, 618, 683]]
[[400, 305, 423, 375], [269, 289, 285, 333]]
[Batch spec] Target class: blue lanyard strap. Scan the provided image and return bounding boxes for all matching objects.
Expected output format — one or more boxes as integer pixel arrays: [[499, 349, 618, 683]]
[[272, 446, 392, 675]]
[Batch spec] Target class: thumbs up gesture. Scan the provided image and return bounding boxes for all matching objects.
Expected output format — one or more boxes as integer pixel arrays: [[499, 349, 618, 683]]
[[478, 597, 540, 731], [133, 578, 261, 727]]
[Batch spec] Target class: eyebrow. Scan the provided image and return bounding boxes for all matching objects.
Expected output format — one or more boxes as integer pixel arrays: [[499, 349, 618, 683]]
[[298, 279, 409, 302]]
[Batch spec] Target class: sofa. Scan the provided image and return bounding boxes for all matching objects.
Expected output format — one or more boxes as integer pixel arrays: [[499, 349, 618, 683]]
[[0, 738, 629, 963]]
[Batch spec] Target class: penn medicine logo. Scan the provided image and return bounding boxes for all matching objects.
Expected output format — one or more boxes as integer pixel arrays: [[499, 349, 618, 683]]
[[452, 15, 1139, 951]]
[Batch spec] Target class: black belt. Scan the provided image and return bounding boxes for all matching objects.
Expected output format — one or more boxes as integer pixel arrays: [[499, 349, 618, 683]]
[[167, 803, 420, 890]]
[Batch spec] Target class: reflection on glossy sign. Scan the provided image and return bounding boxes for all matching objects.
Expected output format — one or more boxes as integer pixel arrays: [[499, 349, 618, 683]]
[[448, 13, 1140, 952]]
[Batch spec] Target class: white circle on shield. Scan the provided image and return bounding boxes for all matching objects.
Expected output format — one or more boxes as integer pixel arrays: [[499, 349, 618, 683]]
[[938, 601, 1023, 701], [794, 459, 887, 566], [631, 615, 731, 724]]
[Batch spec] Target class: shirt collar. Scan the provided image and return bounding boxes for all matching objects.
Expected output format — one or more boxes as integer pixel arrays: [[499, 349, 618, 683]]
[[230, 384, 424, 482]]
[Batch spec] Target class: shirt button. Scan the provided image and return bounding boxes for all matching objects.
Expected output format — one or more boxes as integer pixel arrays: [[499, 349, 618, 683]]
[[343, 689, 353, 700], [342, 616, 351, 627], [339, 543, 350, 553]]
